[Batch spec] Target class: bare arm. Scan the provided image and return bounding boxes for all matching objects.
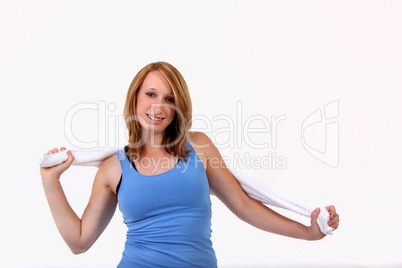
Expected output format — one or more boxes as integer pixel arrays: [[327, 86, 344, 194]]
[[40, 148, 120, 254], [191, 133, 339, 240]]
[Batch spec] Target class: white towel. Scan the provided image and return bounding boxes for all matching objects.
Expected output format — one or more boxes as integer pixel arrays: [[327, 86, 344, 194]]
[[38, 148, 333, 235], [38, 148, 119, 168], [230, 170, 333, 235]]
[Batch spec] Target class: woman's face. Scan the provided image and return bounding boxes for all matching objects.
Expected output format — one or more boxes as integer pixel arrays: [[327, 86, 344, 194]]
[[135, 70, 176, 136]]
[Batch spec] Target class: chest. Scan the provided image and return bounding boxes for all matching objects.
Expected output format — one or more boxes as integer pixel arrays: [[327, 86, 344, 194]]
[[133, 155, 178, 176], [118, 153, 211, 221]]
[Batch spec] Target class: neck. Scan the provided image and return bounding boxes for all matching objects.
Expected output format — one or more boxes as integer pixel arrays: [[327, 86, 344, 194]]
[[141, 130, 166, 155]]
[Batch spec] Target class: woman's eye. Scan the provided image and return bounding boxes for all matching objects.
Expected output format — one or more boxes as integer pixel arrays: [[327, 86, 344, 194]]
[[166, 97, 175, 103], [146, 92, 154, 97]]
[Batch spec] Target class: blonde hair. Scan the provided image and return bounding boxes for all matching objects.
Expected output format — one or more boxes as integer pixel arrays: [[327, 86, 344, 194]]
[[123, 61, 192, 160]]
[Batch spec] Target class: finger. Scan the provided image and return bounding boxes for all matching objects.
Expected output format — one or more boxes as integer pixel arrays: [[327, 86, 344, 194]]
[[311, 207, 320, 224], [60, 147, 67, 151], [65, 151, 75, 165], [328, 214, 339, 229], [334, 214, 340, 228], [325, 205, 336, 219], [52, 148, 59, 154], [325, 205, 334, 212]]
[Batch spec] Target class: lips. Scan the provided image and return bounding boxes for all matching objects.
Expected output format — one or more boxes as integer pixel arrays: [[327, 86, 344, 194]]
[[147, 114, 165, 121]]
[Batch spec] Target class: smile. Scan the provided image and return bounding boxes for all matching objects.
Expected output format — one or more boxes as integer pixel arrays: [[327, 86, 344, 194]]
[[147, 114, 165, 121]]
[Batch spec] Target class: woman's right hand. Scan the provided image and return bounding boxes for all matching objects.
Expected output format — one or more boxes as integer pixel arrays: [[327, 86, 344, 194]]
[[40, 147, 75, 181]]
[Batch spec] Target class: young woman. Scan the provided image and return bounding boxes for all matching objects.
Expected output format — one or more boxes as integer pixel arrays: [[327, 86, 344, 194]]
[[40, 61, 339, 267]]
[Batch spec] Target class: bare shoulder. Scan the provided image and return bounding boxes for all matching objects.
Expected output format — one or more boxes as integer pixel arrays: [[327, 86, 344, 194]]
[[189, 131, 215, 153], [96, 154, 122, 194], [189, 132, 222, 171]]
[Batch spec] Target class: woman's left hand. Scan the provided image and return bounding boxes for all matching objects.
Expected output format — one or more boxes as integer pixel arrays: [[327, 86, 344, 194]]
[[308, 205, 339, 240]]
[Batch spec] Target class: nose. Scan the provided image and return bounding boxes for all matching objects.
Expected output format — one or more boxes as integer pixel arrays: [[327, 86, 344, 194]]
[[150, 101, 163, 115]]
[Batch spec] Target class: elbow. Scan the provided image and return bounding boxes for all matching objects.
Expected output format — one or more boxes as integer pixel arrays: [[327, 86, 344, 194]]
[[71, 249, 85, 255], [68, 235, 96, 255], [70, 244, 90, 255], [71, 248, 88, 255], [71, 250, 82, 255]]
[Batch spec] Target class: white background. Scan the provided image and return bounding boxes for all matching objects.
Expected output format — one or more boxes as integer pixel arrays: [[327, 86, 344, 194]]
[[1, 0, 401, 267]]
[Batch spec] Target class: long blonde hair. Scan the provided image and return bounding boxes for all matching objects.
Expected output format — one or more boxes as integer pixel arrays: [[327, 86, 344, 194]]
[[123, 61, 192, 160]]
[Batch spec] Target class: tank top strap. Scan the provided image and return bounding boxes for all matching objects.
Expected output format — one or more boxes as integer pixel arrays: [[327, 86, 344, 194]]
[[116, 148, 132, 172], [186, 140, 194, 153]]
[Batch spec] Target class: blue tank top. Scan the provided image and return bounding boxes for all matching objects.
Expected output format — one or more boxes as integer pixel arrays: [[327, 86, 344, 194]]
[[116, 143, 217, 268]]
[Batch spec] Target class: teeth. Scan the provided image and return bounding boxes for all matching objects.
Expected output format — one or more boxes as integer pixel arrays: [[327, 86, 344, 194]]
[[148, 114, 163, 121]]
